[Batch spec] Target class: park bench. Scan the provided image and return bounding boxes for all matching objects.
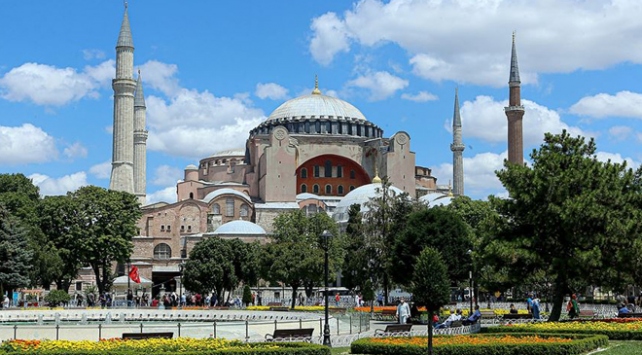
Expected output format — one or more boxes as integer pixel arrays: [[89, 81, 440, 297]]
[[270, 306, 290, 311], [374, 324, 413, 337], [501, 313, 532, 324], [617, 312, 642, 318], [267, 302, 282, 307], [480, 310, 498, 324], [265, 328, 314, 342], [122, 332, 173, 340], [579, 310, 597, 318]]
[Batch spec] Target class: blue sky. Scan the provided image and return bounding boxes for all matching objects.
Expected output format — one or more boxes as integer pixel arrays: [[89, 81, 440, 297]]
[[2, 0, 642, 202]]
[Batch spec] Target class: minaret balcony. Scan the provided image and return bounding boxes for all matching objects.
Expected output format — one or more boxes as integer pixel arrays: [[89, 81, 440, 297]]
[[450, 143, 465, 151], [504, 105, 524, 112]]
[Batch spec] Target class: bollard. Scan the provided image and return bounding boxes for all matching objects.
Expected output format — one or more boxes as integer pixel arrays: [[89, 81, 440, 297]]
[[299, 318, 302, 329], [140, 323, 144, 333], [359, 313, 362, 333], [245, 320, 249, 343], [13, 325, 17, 340], [56, 325, 60, 340], [349, 315, 352, 334], [98, 324, 102, 340], [336, 318, 340, 335], [319, 318, 322, 336], [213, 321, 217, 339], [178, 323, 181, 338], [274, 319, 277, 331]]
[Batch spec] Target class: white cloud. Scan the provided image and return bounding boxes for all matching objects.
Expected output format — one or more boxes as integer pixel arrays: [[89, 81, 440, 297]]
[[608, 126, 632, 141], [0, 124, 58, 164], [82, 49, 106, 60], [401, 91, 438, 102], [89, 161, 111, 179], [139, 60, 180, 97], [255, 83, 289, 100], [432, 151, 508, 199], [569, 91, 642, 119], [146, 186, 177, 204], [459, 96, 585, 147], [151, 165, 183, 186], [146, 88, 265, 158], [63, 142, 88, 159], [309, 0, 642, 86], [346, 71, 408, 101], [29, 172, 88, 196], [309, 12, 351, 66], [0, 60, 114, 106], [595, 151, 638, 169]]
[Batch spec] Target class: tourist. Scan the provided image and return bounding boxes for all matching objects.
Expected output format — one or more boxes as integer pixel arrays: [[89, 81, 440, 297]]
[[566, 294, 580, 319], [435, 308, 460, 329], [396, 297, 411, 324], [532, 296, 541, 319], [462, 305, 481, 325], [3, 295, 9, 309], [509, 304, 518, 314], [334, 293, 340, 306]]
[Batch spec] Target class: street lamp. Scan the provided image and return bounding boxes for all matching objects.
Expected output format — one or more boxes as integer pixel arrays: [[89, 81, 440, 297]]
[[321, 230, 333, 347], [178, 262, 185, 309], [467, 250, 473, 316]]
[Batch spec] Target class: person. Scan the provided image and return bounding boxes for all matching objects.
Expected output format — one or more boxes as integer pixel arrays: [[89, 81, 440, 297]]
[[463, 305, 481, 325], [532, 296, 541, 320], [151, 297, 159, 307], [376, 293, 384, 306], [3, 295, 9, 309], [526, 293, 533, 313], [396, 297, 411, 324], [432, 313, 440, 327], [334, 293, 340, 306], [435, 308, 460, 328], [127, 289, 133, 308], [509, 304, 518, 314], [618, 303, 630, 315], [567, 294, 580, 319]]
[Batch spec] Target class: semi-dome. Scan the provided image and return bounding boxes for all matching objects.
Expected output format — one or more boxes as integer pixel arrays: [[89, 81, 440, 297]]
[[203, 188, 251, 203], [267, 93, 367, 122], [210, 148, 245, 158], [185, 164, 198, 170], [333, 183, 405, 223], [213, 220, 266, 235]]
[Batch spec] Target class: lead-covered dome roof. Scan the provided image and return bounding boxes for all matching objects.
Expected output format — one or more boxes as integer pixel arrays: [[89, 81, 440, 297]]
[[333, 183, 405, 223], [213, 220, 267, 235], [267, 93, 367, 122]]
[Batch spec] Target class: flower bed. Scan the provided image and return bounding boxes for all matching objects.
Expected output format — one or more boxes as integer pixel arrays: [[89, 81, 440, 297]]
[[246, 306, 346, 312], [351, 333, 607, 355], [484, 320, 642, 340], [0, 338, 329, 355]]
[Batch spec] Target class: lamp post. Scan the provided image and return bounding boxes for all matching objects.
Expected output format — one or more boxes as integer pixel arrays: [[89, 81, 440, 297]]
[[178, 262, 185, 310], [467, 250, 473, 316], [321, 230, 333, 347]]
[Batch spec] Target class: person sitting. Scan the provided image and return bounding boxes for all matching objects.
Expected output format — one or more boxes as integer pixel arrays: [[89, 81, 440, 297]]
[[435, 308, 460, 329], [462, 305, 481, 325], [509, 304, 518, 314], [618, 304, 630, 315]]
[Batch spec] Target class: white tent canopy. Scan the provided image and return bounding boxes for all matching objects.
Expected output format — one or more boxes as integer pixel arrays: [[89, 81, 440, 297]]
[[111, 275, 152, 290]]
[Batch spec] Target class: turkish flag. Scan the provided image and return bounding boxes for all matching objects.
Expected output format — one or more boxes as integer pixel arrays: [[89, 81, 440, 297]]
[[129, 266, 141, 284]]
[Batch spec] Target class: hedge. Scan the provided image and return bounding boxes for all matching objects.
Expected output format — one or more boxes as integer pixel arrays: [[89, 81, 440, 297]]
[[350, 333, 607, 355], [482, 324, 642, 340]]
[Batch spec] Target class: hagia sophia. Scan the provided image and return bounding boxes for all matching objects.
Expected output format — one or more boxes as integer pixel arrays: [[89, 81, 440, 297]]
[[107, 8, 524, 293]]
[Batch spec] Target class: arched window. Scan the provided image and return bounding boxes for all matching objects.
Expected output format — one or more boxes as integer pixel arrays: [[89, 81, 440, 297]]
[[160, 225, 165, 232], [306, 204, 318, 216], [189, 192, 194, 199], [314, 165, 320, 177], [350, 170, 356, 179], [324, 160, 332, 177], [240, 204, 249, 218], [338, 185, 344, 195], [154, 243, 171, 260], [337, 166, 343, 178], [301, 168, 308, 178], [226, 198, 234, 217], [313, 184, 320, 194], [350, 185, 355, 191], [212, 203, 221, 215], [301, 184, 307, 193], [167, 225, 171, 232], [325, 184, 332, 195]]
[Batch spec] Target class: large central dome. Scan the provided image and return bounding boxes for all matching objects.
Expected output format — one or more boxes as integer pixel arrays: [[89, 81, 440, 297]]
[[267, 92, 367, 122]]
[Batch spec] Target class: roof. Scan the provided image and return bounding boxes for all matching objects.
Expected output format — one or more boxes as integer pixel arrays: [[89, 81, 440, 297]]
[[213, 220, 266, 235], [116, 8, 134, 48], [185, 164, 198, 170], [134, 72, 145, 107], [419, 193, 454, 207], [210, 149, 246, 158], [267, 93, 367, 122], [296, 192, 322, 200], [333, 183, 405, 223], [202, 188, 251, 203], [509, 32, 521, 83]]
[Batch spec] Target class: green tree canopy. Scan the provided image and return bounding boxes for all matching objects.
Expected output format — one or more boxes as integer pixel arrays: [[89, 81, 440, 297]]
[[183, 236, 235, 297], [488, 130, 642, 321], [0, 206, 33, 296]]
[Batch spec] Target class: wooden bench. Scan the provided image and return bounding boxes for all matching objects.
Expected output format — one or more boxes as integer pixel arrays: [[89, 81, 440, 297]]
[[265, 328, 314, 342], [617, 312, 642, 318], [579, 310, 597, 318], [502, 313, 532, 320], [122, 332, 173, 340], [267, 302, 282, 307], [374, 324, 413, 337], [269, 306, 290, 312]]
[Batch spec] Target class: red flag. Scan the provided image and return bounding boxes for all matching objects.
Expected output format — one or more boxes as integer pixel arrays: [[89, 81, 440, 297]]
[[129, 266, 141, 284]]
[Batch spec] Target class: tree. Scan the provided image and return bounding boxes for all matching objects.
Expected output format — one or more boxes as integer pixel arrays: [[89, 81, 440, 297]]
[[71, 186, 141, 295], [0, 206, 32, 297], [341, 204, 371, 292], [489, 131, 642, 321], [262, 209, 343, 309], [410, 247, 450, 355], [242, 285, 252, 307], [183, 236, 235, 297], [392, 208, 472, 287], [44, 289, 70, 308]]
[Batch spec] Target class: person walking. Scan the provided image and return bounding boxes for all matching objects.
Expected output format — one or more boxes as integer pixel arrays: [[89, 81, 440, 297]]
[[396, 297, 411, 324], [567, 294, 580, 319]]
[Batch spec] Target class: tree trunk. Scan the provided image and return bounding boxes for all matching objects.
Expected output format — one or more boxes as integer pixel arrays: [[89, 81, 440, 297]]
[[291, 286, 298, 309], [427, 310, 434, 355], [91, 264, 103, 295], [383, 274, 389, 306], [548, 278, 567, 321]]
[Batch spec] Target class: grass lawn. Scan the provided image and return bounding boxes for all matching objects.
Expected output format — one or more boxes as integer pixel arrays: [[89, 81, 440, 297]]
[[330, 346, 350, 355], [595, 341, 642, 355]]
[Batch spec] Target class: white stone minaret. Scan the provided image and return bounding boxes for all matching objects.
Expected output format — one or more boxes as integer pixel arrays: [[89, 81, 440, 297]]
[[450, 88, 465, 196], [133, 70, 148, 204], [109, 5, 136, 194]]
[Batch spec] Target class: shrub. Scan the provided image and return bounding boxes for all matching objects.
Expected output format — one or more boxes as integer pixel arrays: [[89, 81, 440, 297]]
[[483, 320, 642, 340], [242, 285, 253, 307], [44, 290, 71, 307]]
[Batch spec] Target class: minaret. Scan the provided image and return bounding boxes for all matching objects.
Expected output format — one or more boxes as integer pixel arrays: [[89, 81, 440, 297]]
[[109, 4, 136, 194], [133, 70, 148, 204], [505, 32, 525, 165], [450, 88, 465, 196]]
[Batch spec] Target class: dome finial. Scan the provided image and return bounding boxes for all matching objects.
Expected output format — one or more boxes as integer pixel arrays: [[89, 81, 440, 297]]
[[372, 165, 382, 183], [312, 74, 322, 95]]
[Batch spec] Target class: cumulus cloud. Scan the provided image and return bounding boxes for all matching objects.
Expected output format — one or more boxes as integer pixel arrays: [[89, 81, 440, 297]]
[[82, 49, 106, 60], [146, 87, 265, 158], [139, 60, 180, 97], [432, 151, 509, 199], [401, 91, 438, 102], [458, 96, 585, 147], [0, 60, 114, 106], [309, 0, 642, 86], [151, 165, 183, 186], [346, 71, 408, 101], [569, 91, 642, 119], [0, 124, 58, 164], [146, 186, 177, 204], [63, 142, 88, 159], [595, 151, 638, 169], [89, 161, 112, 179], [29, 172, 88, 196], [608, 126, 632, 141], [255, 82, 289, 100]]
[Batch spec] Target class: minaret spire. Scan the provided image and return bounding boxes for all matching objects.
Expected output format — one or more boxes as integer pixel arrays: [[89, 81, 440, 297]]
[[133, 70, 148, 204], [450, 87, 465, 196], [311, 74, 322, 95], [505, 31, 525, 165], [109, 5, 137, 194]]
